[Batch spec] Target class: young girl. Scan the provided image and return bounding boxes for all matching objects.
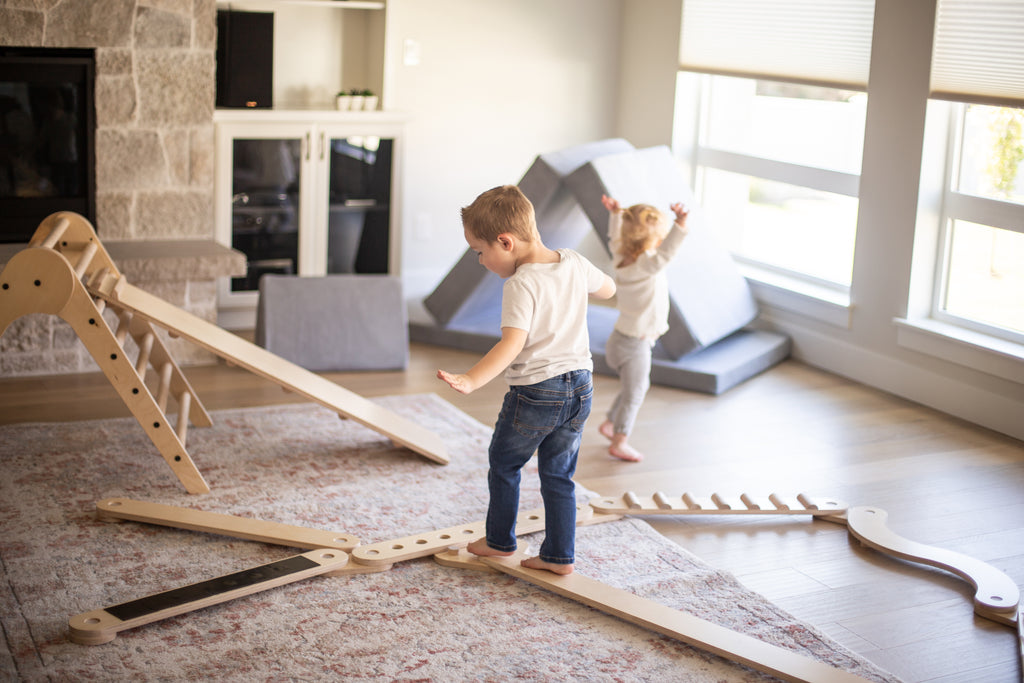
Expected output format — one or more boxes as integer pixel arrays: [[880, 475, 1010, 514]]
[[598, 194, 689, 462]]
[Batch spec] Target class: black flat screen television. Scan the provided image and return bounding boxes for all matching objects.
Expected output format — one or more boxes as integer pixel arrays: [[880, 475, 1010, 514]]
[[0, 47, 95, 243]]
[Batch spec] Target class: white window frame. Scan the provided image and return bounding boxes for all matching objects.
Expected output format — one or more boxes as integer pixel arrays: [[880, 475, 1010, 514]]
[[897, 101, 1024, 383], [691, 74, 861, 328]]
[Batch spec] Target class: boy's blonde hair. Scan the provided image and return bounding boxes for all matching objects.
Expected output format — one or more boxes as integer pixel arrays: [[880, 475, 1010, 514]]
[[614, 203, 668, 264], [461, 185, 539, 243]]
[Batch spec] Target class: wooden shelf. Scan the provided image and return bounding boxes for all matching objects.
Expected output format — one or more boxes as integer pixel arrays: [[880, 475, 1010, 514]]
[[216, 0, 384, 9]]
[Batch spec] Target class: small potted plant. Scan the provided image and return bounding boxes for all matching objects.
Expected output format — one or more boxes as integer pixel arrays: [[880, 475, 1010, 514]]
[[361, 88, 379, 111], [335, 90, 352, 110], [348, 87, 365, 110]]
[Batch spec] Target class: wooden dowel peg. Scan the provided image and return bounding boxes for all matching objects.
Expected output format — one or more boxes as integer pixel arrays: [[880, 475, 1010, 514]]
[[115, 310, 132, 346], [740, 493, 761, 510], [39, 217, 70, 249], [623, 491, 642, 510], [682, 493, 701, 510], [711, 493, 731, 510], [73, 241, 99, 279], [652, 492, 674, 510], [87, 266, 109, 290], [135, 332, 155, 374], [796, 493, 819, 510], [176, 391, 191, 444], [157, 363, 173, 413], [768, 494, 790, 511]]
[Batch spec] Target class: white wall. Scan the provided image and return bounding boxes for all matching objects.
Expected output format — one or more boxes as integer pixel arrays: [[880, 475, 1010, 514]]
[[272, 5, 345, 108], [383, 0, 622, 298], [615, 0, 681, 148]]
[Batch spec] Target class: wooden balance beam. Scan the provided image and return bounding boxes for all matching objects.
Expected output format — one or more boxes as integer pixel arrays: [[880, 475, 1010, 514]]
[[78, 496, 875, 681]]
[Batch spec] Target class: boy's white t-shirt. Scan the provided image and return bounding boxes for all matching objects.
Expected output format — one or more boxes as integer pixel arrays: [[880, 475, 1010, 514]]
[[500, 248, 607, 386]]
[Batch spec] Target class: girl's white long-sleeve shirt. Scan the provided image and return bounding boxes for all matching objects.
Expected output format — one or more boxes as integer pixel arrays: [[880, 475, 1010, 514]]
[[608, 211, 688, 340]]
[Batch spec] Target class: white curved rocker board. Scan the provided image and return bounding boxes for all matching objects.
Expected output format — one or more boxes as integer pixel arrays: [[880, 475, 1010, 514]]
[[845, 506, 1020, 626], [477, 551, 872, 683], [96, 497, 360, 551]]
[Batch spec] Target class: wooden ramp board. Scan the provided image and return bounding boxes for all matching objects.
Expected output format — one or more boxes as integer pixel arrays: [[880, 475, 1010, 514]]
[[68, 548, 351, 645], [478, 552, 872, 683], [96, 497, 360, 551], [92, 278, 449, 465]]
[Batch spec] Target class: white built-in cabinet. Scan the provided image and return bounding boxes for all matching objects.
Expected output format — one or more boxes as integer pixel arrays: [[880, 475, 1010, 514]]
[[214, 110, 405, 329], [212, 0, 393, 328]]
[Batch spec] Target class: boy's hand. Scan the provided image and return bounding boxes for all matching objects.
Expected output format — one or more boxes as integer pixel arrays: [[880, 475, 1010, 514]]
[[437, 369, 475, 395], [601, 194, 620, 213]]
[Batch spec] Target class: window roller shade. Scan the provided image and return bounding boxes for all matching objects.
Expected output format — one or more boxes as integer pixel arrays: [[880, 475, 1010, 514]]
[[679, 0, 876, 90], [931, 0, 1024, 108]]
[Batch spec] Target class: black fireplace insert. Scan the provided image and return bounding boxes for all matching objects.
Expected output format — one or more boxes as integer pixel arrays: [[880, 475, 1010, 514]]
[[0, 47, 95, 243]]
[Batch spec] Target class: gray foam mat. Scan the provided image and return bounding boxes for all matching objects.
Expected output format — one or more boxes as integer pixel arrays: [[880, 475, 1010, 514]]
[[257, 274, 408, 371]]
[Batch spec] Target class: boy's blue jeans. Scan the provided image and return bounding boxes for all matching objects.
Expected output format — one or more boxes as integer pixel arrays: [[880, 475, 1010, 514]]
[[484, 369, 593, 565]]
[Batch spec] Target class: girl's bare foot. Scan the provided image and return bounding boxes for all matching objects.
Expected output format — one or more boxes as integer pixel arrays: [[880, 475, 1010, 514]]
[[466, 537, 514, 557], [521, 556, 574, 575], [599, 420, 615, 441], [609, 435, 643, 462]]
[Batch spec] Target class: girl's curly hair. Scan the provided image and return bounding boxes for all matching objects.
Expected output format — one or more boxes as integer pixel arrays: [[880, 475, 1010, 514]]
[[614, 204, 668, 265]]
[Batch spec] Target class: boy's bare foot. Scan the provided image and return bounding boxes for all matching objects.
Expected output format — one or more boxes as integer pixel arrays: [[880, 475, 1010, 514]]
[[521, 556, 574, 575], [598, 420, 615, 441], [609, 436, 643, 462], [466, 537, 514, 557]]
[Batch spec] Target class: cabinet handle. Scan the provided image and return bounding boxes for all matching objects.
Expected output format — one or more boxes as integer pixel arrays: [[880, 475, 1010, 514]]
[[305, 132, 311, 160], [319, 132, 325, 161]]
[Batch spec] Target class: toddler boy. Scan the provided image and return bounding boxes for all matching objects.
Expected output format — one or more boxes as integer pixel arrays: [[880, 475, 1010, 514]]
[[437, 184, 615, 575]]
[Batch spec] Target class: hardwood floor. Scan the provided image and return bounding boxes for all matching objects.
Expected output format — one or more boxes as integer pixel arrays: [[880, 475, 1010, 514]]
[[1, 341, 1021, 682]]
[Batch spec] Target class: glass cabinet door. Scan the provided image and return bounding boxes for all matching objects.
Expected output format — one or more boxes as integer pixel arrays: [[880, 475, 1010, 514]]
[[325, 135, 393, 274], [229, 137, 303, 292]]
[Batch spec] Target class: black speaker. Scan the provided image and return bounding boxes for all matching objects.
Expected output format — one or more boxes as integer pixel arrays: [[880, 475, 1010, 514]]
[[216, 9, 273, 109]]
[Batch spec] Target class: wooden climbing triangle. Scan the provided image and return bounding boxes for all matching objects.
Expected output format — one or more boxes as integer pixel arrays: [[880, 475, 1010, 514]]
[[0, 212, 449, 494]]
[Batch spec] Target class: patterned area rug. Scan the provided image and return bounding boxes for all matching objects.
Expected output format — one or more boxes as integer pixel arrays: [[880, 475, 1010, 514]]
[[0, 394, 898, 682]]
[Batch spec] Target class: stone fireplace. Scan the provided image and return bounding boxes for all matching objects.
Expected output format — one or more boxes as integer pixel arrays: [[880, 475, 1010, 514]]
[[0, 0, 245, 376]]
